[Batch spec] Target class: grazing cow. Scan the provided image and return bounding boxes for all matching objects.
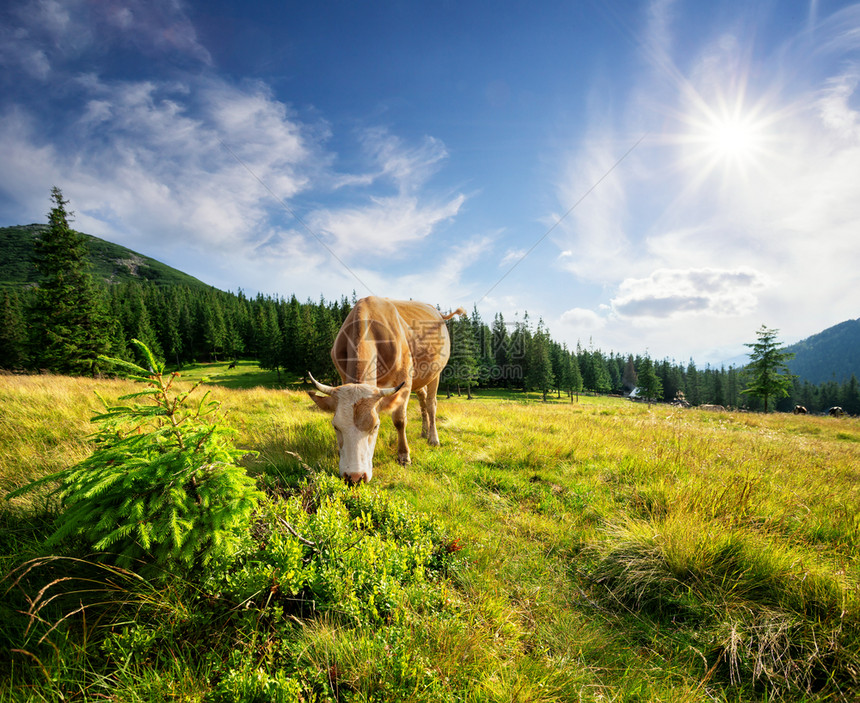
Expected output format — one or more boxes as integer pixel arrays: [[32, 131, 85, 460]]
[[793, 405, 808, 414], [828, 406, 846, 417], [699, 404, 727, 412], [308, 296, 466, 483]]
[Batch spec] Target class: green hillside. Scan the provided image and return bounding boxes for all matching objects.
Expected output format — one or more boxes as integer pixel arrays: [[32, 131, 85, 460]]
[[0, 224, 211, 290], [786, 318, 860, 385]]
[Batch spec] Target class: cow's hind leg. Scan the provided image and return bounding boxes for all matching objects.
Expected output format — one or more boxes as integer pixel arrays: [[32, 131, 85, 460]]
[[420, 376, 442, 446]]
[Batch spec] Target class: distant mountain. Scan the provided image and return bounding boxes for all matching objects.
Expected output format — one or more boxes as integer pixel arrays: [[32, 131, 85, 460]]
[[784, 318, 860, 385], [0, 224, 211, 290]]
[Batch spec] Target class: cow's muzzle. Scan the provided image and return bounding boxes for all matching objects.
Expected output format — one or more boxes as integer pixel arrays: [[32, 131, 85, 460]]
[[342, 471, 369, 485]]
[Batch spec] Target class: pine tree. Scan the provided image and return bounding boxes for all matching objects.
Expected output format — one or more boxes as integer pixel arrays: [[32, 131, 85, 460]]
[[569, 352, 583, 401], [7, 340, 262, 574], [580, 347, 612, 394], [200, 292, 227, 362], [280, 295, 302, 374], [313, 300, 339, 379], [556, 345, 570, 399], [527, 319, 555, 401], [158, 288, 184, 367], [119, 283, 161, 362], [637, 355, 663, 405], [447, 314, 479, 398], [29, 187, 111, 375], [840, 375, 860, 415], [741, 325, 795, 412], [622, 355, 638, 394], [712, 368, 725, 406], [685, 360, 701, 406], [298, 302, 319, 377], [471, 305, 494, 387], [510, 314, 531, 391], [0, 290, 28, 369], [606, 354, 621, 392], [491, 313, 510, 388]]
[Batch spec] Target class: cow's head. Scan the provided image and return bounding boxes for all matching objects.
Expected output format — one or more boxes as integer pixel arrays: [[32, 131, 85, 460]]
[[307, 373, 404, 483]]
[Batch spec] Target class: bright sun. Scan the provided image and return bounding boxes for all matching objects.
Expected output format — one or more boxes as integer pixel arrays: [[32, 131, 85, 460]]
[[673, 93, 778, 189], [700, 110, 767, 168], [707, 115, 758, 159]]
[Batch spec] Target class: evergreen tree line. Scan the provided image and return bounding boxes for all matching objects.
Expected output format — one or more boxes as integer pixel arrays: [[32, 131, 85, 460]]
[[0, 282, 350, 382], [2, 281, 857, 413], [1, 188, 856, 414], [440, 307, 860, 414]]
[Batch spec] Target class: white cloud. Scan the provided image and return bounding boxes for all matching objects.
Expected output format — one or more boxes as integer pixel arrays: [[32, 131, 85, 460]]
[[307, 193, 465, 258], [360, 128, 450, 193], [0, 71, 330, 261], [816, 72, 860, 140], [0, 109, 62, 213], [1, 0, 211, 80], [500, 248, 526, 267], [611, 267, 770, 319], [372, 235, 493, 303], [551, 131, 631, 282], [560, 307, 607, 330], [55, 77, 317, 252], [299, 127, 466, 258], [0, 64, 469, 294]]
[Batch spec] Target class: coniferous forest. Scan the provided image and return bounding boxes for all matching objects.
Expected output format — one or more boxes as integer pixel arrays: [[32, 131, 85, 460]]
[[3, 278, 858, 415], [1, 189, 858, 415]]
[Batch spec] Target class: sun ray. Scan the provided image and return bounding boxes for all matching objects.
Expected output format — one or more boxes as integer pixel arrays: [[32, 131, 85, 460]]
[[658, 78, 786, 200]]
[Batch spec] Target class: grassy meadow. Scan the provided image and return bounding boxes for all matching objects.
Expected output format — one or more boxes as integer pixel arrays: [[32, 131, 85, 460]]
[[1, 366, 858, 702]]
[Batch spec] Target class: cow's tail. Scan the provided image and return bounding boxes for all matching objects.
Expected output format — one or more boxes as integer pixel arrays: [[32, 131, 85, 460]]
[[441, 307, 467, 320]]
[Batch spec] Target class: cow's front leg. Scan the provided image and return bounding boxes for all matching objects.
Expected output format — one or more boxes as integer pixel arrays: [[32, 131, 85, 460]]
[[392, 401, 410, 465]]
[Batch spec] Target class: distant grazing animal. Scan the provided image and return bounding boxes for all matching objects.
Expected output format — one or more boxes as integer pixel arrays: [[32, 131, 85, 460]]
[[671, 391, 690, 408], [793, 405, 808, 414], [308, 296, 466, 484], [829, 406, 846, 417], [228, 361, 237, 369], [699, 404, 727, 412]]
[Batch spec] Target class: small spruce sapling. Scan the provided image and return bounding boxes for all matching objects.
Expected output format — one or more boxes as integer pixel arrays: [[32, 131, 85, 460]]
[[6, 340, 262, 575]]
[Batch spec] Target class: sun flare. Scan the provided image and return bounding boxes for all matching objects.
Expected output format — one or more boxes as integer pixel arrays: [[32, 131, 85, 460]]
[[672, 91, 779, 188], [696, 107, 771, 172], [706, 115, 759, 159]]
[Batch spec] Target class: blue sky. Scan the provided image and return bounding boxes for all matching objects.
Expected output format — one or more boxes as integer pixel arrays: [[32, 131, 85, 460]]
[[2, 0, 859, 364]]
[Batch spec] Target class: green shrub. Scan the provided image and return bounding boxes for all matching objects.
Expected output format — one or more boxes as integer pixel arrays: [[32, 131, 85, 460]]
[[6, 340, 262, 575], [210, 664, 303, 703], [215, 472, 457, 626]]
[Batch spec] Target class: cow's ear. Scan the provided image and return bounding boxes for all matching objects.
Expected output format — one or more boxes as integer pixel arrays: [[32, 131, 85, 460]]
[[376, 384, 406, 412], [308, 391, 337, 413]]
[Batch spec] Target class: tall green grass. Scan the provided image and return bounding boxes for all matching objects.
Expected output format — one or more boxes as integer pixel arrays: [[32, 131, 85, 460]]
[[2, 372, 858, 701]]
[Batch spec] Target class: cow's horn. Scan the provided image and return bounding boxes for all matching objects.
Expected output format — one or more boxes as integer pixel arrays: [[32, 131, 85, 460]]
[[378, 381, 406, 398], [308, 372, 336, 396]]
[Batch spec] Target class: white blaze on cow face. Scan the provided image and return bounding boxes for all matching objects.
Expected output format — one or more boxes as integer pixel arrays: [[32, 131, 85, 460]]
[[307, 374, 403, 484], [330, 384, 383, 483]]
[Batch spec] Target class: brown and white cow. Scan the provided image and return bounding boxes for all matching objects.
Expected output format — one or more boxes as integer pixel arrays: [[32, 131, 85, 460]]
[[308, 296, 465, 483]]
